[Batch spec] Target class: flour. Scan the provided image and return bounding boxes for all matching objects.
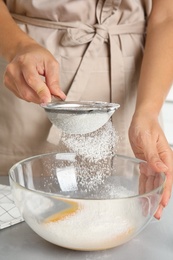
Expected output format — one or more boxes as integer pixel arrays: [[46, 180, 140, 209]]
[[48, 112, 112, 134], [61, 119, 118, 161], [59, 120, 119, 192], [24, 186, 144, 251]]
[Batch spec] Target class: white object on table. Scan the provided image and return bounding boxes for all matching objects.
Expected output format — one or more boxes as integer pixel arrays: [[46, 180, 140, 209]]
[[0, 184, 24, 229]]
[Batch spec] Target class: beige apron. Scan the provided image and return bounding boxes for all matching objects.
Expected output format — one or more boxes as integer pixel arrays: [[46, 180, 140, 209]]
[[0, 0, 152, 175]]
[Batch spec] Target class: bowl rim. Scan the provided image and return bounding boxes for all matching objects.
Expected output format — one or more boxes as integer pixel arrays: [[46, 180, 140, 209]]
[[8, 152, 166, 200]]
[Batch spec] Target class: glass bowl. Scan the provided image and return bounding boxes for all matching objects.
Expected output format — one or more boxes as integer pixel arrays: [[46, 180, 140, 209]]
[[9, 153, 165, 251]]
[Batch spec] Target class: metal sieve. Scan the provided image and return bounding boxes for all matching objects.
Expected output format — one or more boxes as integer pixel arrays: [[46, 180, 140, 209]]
[[41, 101, 120, 134]]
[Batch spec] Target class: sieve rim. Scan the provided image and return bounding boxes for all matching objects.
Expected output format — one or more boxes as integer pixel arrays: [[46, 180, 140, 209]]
[[41, 101, 120, 113]]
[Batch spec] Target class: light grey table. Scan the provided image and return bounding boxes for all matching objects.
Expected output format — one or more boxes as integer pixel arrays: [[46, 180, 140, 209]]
[[0, 175, 173, 260]]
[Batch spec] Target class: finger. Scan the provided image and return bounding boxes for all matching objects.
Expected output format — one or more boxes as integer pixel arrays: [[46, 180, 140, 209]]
[[160, 172, 172, 207], [3, 63, 22, 96], [14, 69, 42, 103], [16, 82, 41, 104], [140, 197, 150, 217], [22, 64, 52, 103], [4, 76, 21, 99], [154, 174, 163, 189], [145, 152, 168, 173], [3, 68, 16, 93], [139, 164, 160, 196], [139, 172, 147, 194], [145, 176, 155, 193], [5, 66, 41, 103], [45, 60, 66, 100], [154, 204, 164, 220], [134, 128, 169, 172], [158, 148, 173, 207], [143, 135, 171, 173], [147, 154, 172, 209]]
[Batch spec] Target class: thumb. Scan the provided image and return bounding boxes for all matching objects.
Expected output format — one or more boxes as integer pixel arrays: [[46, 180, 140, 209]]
[[148, 154, 168, 172], [143, 143, 168, 172], [45, 61, 66, 101]]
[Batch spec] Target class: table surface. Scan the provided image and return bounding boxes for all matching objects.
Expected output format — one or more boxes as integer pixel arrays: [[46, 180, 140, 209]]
[[0, 175, 173, 260]]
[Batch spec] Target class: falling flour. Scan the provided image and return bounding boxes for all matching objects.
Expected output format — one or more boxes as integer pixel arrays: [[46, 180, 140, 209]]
[[61, 119, 118, 161], [60, 120, 119, 192]]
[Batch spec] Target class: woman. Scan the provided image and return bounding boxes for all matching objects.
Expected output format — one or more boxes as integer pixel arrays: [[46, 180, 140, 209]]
[[0, 0, 173, 219]]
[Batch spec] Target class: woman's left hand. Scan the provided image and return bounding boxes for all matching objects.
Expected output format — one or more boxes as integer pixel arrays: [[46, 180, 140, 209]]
[[129, 113, 173, 219]]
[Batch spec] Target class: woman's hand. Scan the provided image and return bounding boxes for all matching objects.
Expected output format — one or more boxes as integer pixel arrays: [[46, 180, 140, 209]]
[[3, 42, 66, 104], [129, 113, 173, 219]]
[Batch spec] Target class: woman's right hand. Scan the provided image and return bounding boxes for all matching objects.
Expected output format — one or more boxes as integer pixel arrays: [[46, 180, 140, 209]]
[[3, 42, 66, 104]]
